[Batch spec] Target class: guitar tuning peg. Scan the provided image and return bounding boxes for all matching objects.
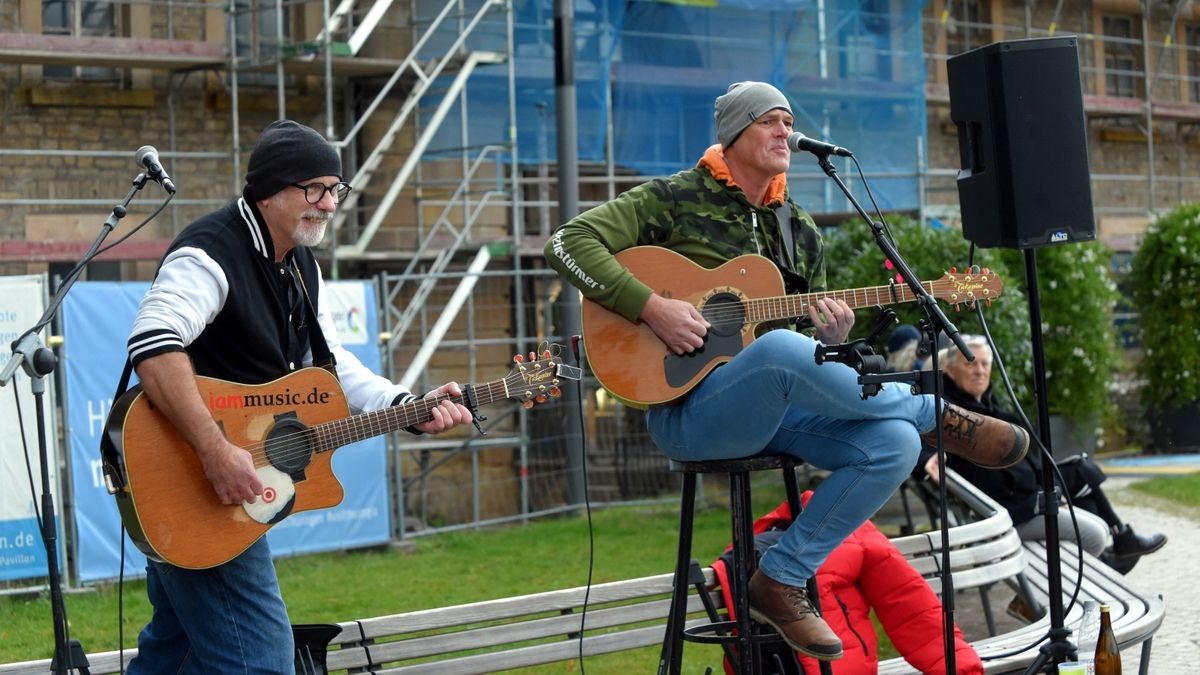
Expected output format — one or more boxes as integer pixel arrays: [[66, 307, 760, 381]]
[[549, 386, 561, 397], [528, 351, 537, 363], [950, 266, 958, 274], [513, 353, 525, 363], [535, 394, 548, 404], [970, 264, 981, 274], [521, 400, 534, 409], [542, 349, 552, 361]]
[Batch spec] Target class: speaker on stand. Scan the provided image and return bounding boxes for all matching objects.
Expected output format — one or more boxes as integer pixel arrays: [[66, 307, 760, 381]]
[[947, 36, 1097, 674]]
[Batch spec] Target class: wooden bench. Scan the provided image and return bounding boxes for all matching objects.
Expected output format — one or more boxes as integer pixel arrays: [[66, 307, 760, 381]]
[[0, 472, 1161, 675]]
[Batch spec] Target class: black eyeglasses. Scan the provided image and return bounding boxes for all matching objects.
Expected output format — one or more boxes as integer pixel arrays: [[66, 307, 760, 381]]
[[291, 181, 352, 204]]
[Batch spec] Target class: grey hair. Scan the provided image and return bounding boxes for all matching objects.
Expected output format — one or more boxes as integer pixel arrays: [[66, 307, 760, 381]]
[[939, 334, 991, 367]]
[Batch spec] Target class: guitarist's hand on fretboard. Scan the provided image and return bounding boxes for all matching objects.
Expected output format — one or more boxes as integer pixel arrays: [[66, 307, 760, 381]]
[[411, 381, 474, 434], [640, 293, 711, 356], [807, 297, 855, 345]]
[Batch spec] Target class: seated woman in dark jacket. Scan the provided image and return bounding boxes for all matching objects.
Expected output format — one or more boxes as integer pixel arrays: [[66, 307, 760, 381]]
[[915, 335, 1165, 575]]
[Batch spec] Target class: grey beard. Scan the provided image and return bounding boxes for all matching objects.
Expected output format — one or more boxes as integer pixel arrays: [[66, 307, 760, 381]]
[[294, 219, 328, 247]]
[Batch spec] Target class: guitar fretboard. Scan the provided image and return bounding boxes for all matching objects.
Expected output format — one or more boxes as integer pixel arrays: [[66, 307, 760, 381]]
[[309, 379, 510, 451], [745, 282, 933, 324]]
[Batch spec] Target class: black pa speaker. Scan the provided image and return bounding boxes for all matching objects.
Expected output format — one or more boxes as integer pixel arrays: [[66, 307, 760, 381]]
[[947, 37, 1096, 249]]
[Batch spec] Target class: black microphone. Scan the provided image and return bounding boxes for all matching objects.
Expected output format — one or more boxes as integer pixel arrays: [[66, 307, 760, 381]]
[[787, 131, 853, 158], [135, 145, 177, 194]]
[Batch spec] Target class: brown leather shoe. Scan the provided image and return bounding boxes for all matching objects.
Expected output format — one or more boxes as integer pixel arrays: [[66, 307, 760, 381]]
[[747, 570, 842, 661], [923, 401, 1029, 469]]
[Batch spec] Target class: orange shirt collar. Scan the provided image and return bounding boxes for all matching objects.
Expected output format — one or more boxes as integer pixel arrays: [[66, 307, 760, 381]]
[[698, 144, 789, 207]]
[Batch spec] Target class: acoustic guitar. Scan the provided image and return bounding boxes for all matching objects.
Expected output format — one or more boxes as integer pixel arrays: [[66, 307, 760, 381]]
[[104, 352, 568, 569], [581, 247, 1003, 408]]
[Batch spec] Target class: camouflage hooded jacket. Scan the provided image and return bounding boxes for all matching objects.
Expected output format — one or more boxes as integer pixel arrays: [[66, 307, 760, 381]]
[[544, 145, 826, 323]]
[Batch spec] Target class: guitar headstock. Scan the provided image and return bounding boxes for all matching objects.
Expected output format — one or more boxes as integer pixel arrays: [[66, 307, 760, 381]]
[[506, 350, 566, 409], [929, 266, 1003, 309]]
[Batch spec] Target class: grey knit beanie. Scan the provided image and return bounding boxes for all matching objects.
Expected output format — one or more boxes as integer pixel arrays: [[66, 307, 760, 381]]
[[243, 120, 342, 203], [714, 82, 793, 148]]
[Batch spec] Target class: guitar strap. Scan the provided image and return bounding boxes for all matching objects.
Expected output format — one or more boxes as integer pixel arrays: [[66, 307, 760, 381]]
[[771, 202, 809, 296], [99, 359, 136, 490], [773, 202, 796, 272], [291, 258, 338, 378]]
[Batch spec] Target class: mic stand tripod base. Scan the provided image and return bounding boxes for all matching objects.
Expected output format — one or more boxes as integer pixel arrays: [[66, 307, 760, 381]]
[[1023, 625, 1075, 675], [50, 640, 91, 675]]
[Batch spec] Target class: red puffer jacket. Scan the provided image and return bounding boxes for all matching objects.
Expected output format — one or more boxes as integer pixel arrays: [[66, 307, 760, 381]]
[[712, 493, 983, 675]]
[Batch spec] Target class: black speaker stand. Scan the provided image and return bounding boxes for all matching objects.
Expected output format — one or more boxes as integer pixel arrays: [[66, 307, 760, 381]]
[[1019, 247, 1076, 674]]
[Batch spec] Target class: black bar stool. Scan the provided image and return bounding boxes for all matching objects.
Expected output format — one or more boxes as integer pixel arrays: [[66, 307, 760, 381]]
[[657, 454, 833, 675]]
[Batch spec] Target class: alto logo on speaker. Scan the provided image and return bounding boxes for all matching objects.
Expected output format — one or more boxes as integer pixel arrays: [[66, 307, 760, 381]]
[[1051, 231, 1069, 242]]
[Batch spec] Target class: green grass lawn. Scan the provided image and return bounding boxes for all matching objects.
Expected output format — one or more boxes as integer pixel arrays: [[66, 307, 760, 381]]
[[0, 480, 792, 672], [1129, 471, 1200, 509], [4, 471, 1195, 672]]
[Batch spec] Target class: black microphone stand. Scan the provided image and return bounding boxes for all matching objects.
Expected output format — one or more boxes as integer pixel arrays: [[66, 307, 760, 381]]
[[1019, 248, 1075, 674], [807, 151, 974, 674], [0, 171, 150, 674]]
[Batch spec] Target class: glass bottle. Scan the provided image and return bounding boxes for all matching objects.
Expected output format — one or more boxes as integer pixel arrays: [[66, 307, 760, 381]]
[[1076, 600, 1101, 674], [1093, 603, 1121, 675]]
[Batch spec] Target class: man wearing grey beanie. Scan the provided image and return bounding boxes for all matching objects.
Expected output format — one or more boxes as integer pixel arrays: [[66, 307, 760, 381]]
[[121, 119, 474, 673], [546, 81, 1028, 662]]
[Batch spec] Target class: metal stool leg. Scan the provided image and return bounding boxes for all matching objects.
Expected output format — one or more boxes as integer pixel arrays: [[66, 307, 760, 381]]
[[729, 469, 758, 675], [782, 461, 834, 675], [658, 472, 698, 675]]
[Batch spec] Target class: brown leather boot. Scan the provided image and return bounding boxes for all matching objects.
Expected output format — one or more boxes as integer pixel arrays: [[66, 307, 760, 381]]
[[747, 570, 842, 661], [923, 401, 1030, 469]]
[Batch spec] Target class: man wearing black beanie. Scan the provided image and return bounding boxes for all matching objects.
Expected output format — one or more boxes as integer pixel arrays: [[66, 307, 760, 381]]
[[122, 119, 475, 673]]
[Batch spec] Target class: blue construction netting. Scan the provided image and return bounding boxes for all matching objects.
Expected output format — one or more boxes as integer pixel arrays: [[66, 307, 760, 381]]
[[416, 0, 927, 213]]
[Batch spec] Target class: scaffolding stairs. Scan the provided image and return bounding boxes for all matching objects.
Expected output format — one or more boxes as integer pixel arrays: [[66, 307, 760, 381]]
[[330, 0, 507, 259]]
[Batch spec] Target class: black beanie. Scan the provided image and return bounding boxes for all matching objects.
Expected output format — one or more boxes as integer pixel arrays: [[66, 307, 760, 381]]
[[243, 120, 342, 203]]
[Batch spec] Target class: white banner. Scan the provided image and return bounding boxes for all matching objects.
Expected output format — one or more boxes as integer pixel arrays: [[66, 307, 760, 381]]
[[0, 274, 60, 582]]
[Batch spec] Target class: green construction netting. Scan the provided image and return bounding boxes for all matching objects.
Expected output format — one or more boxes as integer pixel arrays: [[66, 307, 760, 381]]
[[416, 0, 927, 213]]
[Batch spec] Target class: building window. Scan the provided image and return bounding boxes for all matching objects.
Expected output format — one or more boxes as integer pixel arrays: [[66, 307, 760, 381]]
[[840, 0, 892, 80], [945, 0, 989, 57], [1102, 15, 1140, 98], [232, 0, 289, 86], [1187, 24, 1200, 103], [42, 0, 118, 81]]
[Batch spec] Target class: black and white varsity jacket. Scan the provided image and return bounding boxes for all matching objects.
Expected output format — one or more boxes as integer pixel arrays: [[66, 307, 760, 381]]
[[127, 197, 413, 413]]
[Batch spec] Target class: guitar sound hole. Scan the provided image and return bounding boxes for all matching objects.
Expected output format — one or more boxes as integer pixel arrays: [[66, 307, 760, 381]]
[[702, 293, 746, 337], [266, 412, 313, 479]]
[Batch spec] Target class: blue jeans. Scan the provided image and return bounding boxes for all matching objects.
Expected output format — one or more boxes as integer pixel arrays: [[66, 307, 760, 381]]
[[647, 330, 936, 587], [127, 537, 295, 675]]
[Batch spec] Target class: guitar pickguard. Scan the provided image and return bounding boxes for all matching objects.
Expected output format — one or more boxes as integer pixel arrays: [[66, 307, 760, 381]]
[[664, 331, 744, 389], [664, 290, 747, 389], [244, 464, 297, 525]]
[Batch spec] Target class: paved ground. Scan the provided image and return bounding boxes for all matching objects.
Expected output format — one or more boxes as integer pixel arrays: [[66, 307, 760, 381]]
[[1098, 476, 1196, 674], [941, 473, 1194, 673]]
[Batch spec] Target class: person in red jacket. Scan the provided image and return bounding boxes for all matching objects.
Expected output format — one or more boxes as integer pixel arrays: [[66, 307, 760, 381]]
[[713, 494, 983, 675]]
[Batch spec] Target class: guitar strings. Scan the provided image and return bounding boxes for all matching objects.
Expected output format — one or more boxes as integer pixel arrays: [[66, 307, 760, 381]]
[[694, 280, 949, 323], [220, 368, 542, 469]]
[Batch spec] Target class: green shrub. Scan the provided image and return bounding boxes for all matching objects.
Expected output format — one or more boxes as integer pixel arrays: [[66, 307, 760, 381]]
[[1129, 201, 1200, 408], [823, 217, 1120, 429], [822, 216, 1032, 406]]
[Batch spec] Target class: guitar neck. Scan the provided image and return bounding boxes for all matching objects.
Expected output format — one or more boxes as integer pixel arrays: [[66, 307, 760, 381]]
[[310, 379, 504, 450], [749, 282, 932, 324]]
